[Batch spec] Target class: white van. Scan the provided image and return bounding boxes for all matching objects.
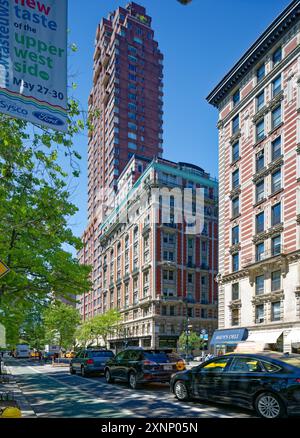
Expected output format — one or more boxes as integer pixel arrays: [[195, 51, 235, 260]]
[[15, 344, 30, 359]]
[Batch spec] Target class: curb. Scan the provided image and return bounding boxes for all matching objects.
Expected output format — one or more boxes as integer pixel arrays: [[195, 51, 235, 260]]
[[3, 364, 37, 418]]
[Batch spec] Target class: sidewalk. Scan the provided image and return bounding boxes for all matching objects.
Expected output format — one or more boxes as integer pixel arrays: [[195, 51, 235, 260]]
[[1, 361, 36, 418]]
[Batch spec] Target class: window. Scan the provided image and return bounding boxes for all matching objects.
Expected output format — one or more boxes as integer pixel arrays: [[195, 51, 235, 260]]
[[262, 361, 282, 373], [272, 76, 281, 97], [128, 73, 136, 81], [272, 47, 282, 65], [128, 102, 137, 111], [128, 132, 137, 140], [128, 112, 136, 120], [163, 251, 174, 261], [232, 114, 239, 134], [133, 37, 142, 44], [256, 304, 264, 323], [128, 122, 137, 131], [232, 141, 239, 162], [232, 169, 239, 189], [232, 283, 239, 301], [271, 105, 281, 129], [231, 309, 239, 326], [271, 302, 281, 321], [256, 149, 264, 172], [255, 275, 264, 295], [128, 141, 137, 150], [271, 203, 281, 226], [256, 180, 265, 203], [271, 270, 281, 292], [232, 253, 239, 272], [256, 242, 265, 262], [271, 235, 281, 256], [271, 169, 281, 193], [233, 89, 240, 107], [232, 225, 239, 245], [128, 93, 136, 100], [256, 119, 265, 141], [271, 137, 281, 161], [232, 197, 239, 218], [163, 270, 174, 281], [256, 211, 264, 233], [187, 273, 194, 284], [201, 357, 231, 373], [256, 91, 265, 111], [257, 64, 265, 82], [230, 357, 262, 373]]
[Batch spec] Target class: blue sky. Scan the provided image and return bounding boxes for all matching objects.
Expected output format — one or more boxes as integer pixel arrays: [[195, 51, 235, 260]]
[[67, 0, 291, 238]]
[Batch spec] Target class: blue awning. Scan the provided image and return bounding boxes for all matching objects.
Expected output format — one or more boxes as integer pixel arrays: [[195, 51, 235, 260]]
[[210, 328, 248, 345]]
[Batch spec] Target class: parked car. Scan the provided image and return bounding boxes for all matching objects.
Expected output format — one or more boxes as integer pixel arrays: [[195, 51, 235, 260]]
[[170, 352, 300, 419], [70, 349, 115, 376], [104, 348, 186, 389]]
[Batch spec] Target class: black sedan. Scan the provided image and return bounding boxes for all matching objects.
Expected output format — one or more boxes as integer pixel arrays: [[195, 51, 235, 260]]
[[170, 352, 300, 418]]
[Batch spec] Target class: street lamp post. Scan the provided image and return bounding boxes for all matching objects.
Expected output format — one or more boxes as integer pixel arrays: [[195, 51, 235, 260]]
[[183, 292, 195, 361]]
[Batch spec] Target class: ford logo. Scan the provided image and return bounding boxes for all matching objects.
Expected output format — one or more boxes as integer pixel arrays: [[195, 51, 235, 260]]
[[33, 111, 64, 126]]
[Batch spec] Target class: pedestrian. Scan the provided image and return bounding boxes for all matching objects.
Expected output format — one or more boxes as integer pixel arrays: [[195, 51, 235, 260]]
[[38, 351, 42, 362]]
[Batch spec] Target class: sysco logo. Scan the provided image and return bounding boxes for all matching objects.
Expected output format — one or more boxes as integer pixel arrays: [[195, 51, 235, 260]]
[[33, 111, 64, 126], [0, 100, 28, 116]]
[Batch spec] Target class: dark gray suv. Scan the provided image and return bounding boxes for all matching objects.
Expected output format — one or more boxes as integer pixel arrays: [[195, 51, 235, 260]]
[[70, 349, 115, 376]]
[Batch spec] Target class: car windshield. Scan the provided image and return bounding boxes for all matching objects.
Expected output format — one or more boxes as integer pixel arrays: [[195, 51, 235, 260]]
[[144, 352, 169, 363], [88, 351, 114, 358]]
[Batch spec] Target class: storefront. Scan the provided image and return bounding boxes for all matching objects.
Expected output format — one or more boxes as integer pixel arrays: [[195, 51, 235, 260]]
[[210, 328, 248, 355], [158, 336, 178, 350], [247, 329, 283, 352], [286, 329, 300, 354]]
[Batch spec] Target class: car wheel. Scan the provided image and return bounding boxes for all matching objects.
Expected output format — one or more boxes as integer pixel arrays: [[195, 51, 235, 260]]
[[174, 380, 190, 401], [128, 372, 139, 390], [69, 366, 76, 375], [255, 392, 286, 419], [105, 369, 114, 383]]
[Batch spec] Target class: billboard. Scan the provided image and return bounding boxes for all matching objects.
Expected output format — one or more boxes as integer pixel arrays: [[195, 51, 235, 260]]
[[0, 0, 68, 131]]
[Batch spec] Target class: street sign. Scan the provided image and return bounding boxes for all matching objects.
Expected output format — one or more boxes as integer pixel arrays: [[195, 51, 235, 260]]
[[0, 260, 9, 279], [0, 0, 68, 131]]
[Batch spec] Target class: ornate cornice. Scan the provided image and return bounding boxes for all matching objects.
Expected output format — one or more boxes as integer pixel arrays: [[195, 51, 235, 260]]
[[268, 156, 284, 172], [252, 106, 268, 124], [253, 230, 269, 244], [229, 299, 242, 309], [252, 289, 284, 305], [253, 167, 269, 183], [229, 130, 241, 144], [229, 243, 241, 254], [268, 90, 284, 112], [206, 1, 300, 107], [230, 186, 241, 199]]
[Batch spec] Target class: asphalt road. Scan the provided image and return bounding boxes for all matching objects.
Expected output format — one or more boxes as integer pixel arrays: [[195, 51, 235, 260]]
[[6, 359, 254, 418]]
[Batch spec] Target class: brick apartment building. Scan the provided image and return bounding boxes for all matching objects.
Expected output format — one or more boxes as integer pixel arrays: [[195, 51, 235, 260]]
[[78, 156, 218, 350], [77, 2, 219, 350], [207, 0, 300, 354]]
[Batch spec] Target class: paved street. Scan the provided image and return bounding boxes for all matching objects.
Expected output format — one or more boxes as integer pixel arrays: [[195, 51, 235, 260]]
[[5, 359, 254, 418]]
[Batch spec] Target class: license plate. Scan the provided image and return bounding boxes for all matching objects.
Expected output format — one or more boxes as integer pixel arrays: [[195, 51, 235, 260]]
[[163, 365, 172, 370]]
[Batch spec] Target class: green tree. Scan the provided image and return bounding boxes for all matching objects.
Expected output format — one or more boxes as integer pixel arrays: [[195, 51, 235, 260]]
[[43, 302, 81, 350], [20, 304, 46, 350], [75, 319, 95, 348], [76, 309, 122, 348], [0, 106, 92, 341], [178, 331, 205, 353]]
